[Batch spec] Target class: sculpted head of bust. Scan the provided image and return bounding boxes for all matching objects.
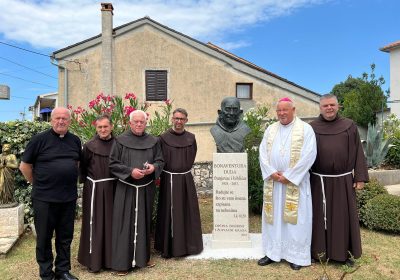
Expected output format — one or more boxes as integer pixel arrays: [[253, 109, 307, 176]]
[[217, 97, 243, 131], [210, 97, 251, 153]]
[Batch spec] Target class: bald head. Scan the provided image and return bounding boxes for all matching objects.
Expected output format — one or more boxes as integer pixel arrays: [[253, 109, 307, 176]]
[[221, 97, 240, 109], [50, 107, 72, 135], [51, 107, 71, 119]]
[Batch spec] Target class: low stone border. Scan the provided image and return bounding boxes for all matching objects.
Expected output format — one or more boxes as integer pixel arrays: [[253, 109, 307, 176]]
[[369, 169, 400, 186], [192, 165, 400, 195]]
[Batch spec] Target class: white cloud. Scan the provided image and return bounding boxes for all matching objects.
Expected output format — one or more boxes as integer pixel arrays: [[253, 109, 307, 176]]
[[215, 40, 252, 51], [0, 0, 325, 50]]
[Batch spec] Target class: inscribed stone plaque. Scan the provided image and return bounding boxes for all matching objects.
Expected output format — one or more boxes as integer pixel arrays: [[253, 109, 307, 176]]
[[211, 153, 251, 248]]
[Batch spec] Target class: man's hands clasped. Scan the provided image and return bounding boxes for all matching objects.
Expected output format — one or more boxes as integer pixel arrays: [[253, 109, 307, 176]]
[[271, 171, 290, 185], [131, 163, 155, 179]]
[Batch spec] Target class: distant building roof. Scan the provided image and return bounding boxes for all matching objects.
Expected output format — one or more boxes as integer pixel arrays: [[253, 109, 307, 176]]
[[380, 40, 400, 52], [33, 92, 58, 108]]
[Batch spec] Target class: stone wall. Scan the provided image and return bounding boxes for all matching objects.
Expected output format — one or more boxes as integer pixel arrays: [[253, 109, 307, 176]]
[[193, 161, 213, 195], [192, 166, 400, 196], [369, 169, 400, 186]]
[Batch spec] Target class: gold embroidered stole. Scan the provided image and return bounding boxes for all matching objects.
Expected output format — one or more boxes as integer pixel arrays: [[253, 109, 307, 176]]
[[263, 118, 304, 225]]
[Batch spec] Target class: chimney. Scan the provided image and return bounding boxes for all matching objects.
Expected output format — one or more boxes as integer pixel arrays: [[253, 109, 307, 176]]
[[101, 3, 114, 95]]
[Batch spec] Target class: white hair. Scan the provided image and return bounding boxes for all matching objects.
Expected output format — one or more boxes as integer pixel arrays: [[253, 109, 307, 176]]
[[129, 110, 147, 121], [51, 107, 71, 119]]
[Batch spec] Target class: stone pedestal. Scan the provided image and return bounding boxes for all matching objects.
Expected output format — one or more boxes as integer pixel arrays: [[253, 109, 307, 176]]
[[211, 153, 251, 248], [0, 204, 24, 255]]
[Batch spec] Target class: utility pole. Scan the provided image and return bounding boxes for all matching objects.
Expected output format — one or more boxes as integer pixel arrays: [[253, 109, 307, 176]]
[[20, 107, 26, 121]]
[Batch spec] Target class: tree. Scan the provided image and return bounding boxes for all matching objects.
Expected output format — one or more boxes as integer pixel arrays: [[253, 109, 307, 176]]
[[331, 64, 387, 127]]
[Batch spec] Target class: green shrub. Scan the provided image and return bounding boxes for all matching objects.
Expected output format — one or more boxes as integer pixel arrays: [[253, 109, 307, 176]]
[[0, 120, 50, 223], [356, 178, 388, 212], [243, 106, 275, 214], [247, 147, 264, 214], [385, 138, 400, 168], [361, 194, 400, 233], [383, 113, 400, 168]]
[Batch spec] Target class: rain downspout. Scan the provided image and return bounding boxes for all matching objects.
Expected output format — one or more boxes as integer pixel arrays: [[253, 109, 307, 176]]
[[50, 58, 68, 106]]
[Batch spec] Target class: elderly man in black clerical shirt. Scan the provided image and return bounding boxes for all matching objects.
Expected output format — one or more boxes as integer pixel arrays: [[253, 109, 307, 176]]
[[210, 97, 251, 153], [20, 107, 81, 280]]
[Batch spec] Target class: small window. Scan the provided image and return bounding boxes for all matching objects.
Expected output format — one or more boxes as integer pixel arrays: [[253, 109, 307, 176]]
[[145, 70, 167, 101], [236, 83, 252, 99]]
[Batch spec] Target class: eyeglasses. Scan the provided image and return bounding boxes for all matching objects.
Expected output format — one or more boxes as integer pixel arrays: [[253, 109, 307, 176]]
[[173, 117, 187, 122]]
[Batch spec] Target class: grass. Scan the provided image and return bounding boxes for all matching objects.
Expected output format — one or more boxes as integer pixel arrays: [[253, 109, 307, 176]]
[[1, 195, 400, 279]]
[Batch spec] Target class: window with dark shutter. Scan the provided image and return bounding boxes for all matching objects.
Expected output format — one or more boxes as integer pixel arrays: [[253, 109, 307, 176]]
[[145, 70, 168, 101]]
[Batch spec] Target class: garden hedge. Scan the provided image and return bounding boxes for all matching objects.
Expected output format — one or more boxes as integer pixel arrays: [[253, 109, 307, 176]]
[[361, 194, 400, 233], [0, 120, 50, 223]]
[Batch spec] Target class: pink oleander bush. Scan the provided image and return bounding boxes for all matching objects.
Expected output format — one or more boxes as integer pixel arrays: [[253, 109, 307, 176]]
[[68, 92, 172, 142]]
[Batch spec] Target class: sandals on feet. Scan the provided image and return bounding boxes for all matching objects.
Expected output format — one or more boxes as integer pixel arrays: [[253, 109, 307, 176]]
[[146, 260, 156, 268]]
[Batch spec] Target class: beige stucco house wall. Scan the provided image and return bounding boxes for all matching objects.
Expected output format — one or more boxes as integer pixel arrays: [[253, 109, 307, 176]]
[[381, 40, 400, 118], [52, 4, 320, 162]]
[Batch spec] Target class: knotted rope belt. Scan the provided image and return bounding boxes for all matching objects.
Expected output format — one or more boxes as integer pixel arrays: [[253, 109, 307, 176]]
[[86, 177, 117, 254], [162, 169, 192, 238], [118, 178, 153, 267], [311, 171, 353, 230]]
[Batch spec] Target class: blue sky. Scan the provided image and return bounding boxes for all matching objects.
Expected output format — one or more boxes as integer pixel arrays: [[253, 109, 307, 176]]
[[0, 0, 398, 121]]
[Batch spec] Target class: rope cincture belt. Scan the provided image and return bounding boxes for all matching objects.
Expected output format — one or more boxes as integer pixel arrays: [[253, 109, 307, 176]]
[[86, 177, 117, 254], [311, 171, 353, 230], [162, 169, 192, 238], [119, 178, 153, 267]]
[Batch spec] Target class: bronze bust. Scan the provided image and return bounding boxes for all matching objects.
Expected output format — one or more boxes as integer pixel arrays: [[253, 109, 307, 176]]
[[210, 97, 251, 153]]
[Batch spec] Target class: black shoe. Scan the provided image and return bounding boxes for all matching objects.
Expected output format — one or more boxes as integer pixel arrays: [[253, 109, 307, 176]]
[[289, 263, 302, 270], [41, 275, 55, 280], [55, 272, 79, 280], [87, 268, 100, 273], [258, 256, 274, 266], [345, 258, 355, 267]]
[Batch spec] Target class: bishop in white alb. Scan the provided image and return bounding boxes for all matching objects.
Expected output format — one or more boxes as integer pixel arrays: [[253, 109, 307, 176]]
[[259, 116, 317, 266]]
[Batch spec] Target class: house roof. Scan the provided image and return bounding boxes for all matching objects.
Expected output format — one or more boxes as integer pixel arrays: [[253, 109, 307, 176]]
[[380, 40, 400, 52], [52, 17, 320, 103], [33, 92, 58, 108]]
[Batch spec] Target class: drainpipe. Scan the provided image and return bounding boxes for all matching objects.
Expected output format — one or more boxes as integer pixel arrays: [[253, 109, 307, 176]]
[[51, 58, 68, 106]]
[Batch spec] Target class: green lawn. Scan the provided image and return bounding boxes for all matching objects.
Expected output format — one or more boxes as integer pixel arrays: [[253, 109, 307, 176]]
[[1, 196, 399, 280]]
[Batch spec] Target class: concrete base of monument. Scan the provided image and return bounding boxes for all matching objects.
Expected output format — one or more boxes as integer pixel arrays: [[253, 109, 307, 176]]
[[187, 234, 264, 260], [211, 237, 252, 249], [0, 236, 19, 257], [0, 204, 25, 257]]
